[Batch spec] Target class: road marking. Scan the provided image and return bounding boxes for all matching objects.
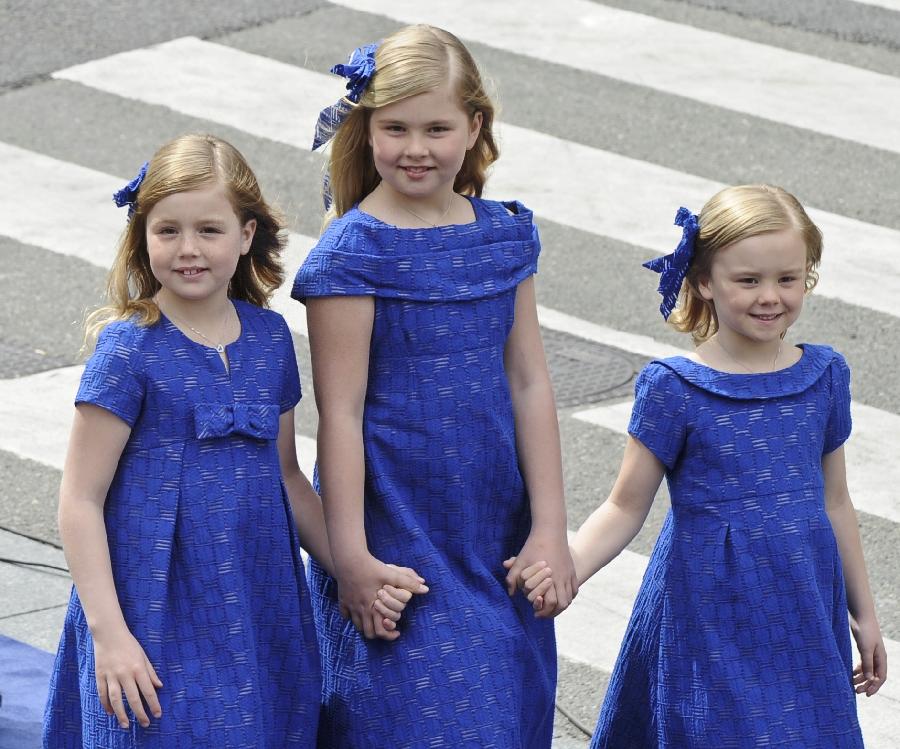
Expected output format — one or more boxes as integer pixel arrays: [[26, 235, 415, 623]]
[[573, 398, 900, 525], [331, 0, 900, 156], [52, 37, 900, 319]]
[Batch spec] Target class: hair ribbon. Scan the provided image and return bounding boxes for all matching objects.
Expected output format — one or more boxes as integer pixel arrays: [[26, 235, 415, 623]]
[[112, 161, 149, 219], [312, 42, 379, 151], [643, 206, 700, 320]]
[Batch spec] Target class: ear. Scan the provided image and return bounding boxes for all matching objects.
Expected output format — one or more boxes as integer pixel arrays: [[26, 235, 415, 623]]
[[466, 111, 483, 150], [696, 275, 714, 301], [240, 218, 257, 255]]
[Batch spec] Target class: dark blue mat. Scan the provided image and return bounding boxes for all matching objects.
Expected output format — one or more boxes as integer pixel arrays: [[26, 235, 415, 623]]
[[0, 635, 53, 749]]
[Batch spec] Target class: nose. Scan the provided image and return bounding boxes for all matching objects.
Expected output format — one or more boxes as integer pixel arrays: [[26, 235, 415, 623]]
[[176, 233, 201, 258], [756, 281, 779, 305], [404, 133, 428, 158]]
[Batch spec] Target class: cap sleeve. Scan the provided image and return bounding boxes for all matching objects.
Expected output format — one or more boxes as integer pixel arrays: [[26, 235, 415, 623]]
[[277, 317, 302, 413], [823, 353, 852, 454], [76, 322, 146, 427], [628, 361, 687, 470]]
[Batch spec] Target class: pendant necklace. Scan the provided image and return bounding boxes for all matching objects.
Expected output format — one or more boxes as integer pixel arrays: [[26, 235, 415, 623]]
[[159, 299, 231, 354], [714, 335, 783, 374], [400, 195, 455, 228]]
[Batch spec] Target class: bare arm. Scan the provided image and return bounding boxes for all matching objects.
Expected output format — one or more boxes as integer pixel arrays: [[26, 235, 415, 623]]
[[570, 435, 665, 584], [823, 446, 886, 696], [59, 404, 162, 728], [501, 276, 577, 616], [306, 296, 426, 640], [276, 409, 334, 576]]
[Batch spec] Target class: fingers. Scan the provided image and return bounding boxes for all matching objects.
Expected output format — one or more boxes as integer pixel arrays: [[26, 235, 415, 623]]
[[106, 681, 131, 729], [372, 611, 399, 641], [137, 662, 162, 722], [373, 597, 401, 622], [379, 585, 412, 611], [536, 584, 559, 619], [522, 564, 552, 595], [526, 577, 554, 604], [123, 678, 151, 728], [505, 557, 526, 596], [96, 674, 114, 717], [386, 564, 428, 594], [502, 556, 516, 570]]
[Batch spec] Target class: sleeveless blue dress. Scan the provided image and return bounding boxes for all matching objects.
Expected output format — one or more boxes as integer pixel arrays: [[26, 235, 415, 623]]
[[592, 345, 864, 748], [43, 301, 320, 748], [292, 198, 556, 748]]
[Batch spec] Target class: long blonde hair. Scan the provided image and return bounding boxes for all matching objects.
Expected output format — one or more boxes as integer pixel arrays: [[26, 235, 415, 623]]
[[84, 134, 286, 351], [668, 184, 823, 343], [325, 24, 499, 222]]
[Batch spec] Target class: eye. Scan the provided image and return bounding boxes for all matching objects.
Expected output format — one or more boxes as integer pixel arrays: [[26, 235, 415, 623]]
[[201, 226, 223, 234], [384, 124, 405, 133], [429, 125, 450, 133], [737, 277, 757, 285], [156, 226, 177, 235]]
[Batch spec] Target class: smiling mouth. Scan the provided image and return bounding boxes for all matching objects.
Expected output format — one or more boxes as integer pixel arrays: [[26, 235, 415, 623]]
[[751, 313, 781, 321], [177, 268, 206, 276], [401, 166, 432, 174]]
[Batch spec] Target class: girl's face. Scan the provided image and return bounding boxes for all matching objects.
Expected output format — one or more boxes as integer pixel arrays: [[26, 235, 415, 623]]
[[146, 181, 255, 308], [368, 81, 482, 207], [698, 228, 808, 348]]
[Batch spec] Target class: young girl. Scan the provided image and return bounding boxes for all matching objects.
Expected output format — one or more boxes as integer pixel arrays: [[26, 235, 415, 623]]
[[293, 25, 577, 748], [42, 133, 423, 748], [519, 185, 887, 747]]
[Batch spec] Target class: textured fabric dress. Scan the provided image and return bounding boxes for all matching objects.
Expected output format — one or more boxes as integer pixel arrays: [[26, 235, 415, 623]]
[[43, 300, 320, 748], [292, 197, 557, 749], [592, 345, 864, 748]]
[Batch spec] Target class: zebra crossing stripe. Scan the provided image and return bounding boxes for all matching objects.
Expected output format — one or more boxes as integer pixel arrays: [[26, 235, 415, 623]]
[[51, 37, 900, 319], [330, 0, 900, 155]]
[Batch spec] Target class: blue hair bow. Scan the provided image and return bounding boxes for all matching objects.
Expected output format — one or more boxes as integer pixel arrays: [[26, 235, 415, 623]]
[[643, 206, 700, 320], [112, 161, 149, 219], [312, 42, 379, 152]]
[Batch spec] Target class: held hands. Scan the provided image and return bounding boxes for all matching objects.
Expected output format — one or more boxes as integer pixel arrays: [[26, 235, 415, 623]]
[[503, 531, 578, 618], [850, 613, 888, 696], [92, 624, 163, 729], [335, 555, 428, 640]]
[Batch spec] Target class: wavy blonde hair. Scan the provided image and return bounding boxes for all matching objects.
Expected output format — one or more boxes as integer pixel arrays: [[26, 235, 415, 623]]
[[668, 184, 823, 344], [324, 24, 499, 223], [83, 133, 286, 352]]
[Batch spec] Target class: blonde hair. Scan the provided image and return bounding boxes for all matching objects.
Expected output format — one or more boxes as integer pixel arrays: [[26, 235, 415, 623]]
[[325, 24, 499, 222], [83, 133, 286, 352], [668, 184, 823, 344]]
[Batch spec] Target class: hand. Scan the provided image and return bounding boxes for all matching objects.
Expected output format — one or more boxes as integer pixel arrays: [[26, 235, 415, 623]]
[[850, 613, 887, 696], [93, 625, 163, 729], [503, 558, 554, 612], [335, 555, 428, 641], [504, 531, 578, 618]]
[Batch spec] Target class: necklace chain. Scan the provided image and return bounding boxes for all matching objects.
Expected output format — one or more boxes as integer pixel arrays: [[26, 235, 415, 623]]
[[158, 299, 231, 354], [714, 336, 783, 374], [400, 195, 454, 228]]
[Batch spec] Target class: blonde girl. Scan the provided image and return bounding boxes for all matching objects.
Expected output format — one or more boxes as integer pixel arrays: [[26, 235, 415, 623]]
[[43, 133, 422, 748], [519, 185, 886, 747], [293, 25, 577, 748]]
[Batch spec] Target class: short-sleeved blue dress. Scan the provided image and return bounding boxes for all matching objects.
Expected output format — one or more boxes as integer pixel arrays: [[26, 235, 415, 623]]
[[292, 198, 557, 749], [43, 301, 320, 748], [593, 344, 864, 748]]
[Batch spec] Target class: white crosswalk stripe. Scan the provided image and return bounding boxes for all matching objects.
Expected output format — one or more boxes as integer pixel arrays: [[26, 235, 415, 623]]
[[2, 4, 898, 745]]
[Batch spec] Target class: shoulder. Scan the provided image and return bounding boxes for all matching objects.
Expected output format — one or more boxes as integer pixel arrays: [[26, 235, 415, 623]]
[[92, 318, 155, 360], [313, 208, 380, 256], [635, 359, 686, 393], [800, 343, 850, 381], [234, 300, 292, 342]]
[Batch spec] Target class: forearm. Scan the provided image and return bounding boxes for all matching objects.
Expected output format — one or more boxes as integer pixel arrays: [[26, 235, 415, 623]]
[[58, 494, 128, 637], [316, 413, 370, 573], [571, 497, 649, 585], [510, 377, 567, 534], [282, 465, 337, 577], [827, 496, 878, 622]]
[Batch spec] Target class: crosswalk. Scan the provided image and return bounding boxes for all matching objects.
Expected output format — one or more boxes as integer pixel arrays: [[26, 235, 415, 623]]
[[1, 2, 898, 745]]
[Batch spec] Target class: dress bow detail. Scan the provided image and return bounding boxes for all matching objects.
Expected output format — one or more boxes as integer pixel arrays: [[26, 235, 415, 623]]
[[194, 403, 280, 441]]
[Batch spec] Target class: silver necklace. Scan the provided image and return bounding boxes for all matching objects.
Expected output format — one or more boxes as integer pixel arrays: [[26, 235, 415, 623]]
[[714, 335, 783, 374], [400, 195, 454, 228], [160, 300, 231, 354]]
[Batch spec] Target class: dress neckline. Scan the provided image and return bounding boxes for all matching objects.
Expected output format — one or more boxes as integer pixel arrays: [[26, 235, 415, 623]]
[[350, 194, 484, 232]]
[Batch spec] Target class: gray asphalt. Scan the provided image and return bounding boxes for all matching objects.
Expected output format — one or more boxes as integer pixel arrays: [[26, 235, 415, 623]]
[[1, 1, 898, 746]]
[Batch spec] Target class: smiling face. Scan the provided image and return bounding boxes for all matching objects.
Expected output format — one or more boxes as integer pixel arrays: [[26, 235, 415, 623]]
[[367, 81, 482, 209], [698, 228, 809, 350], [146, 181, 256, 309]]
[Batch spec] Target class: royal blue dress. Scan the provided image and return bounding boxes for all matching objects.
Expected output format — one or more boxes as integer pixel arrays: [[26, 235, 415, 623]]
[[43, 301, 320, 748], [292, 198, 557, 748], [593, 345, 864, 748]]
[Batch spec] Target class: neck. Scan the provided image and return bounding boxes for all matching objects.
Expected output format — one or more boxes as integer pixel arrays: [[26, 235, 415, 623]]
[[155, 289, 232, 329], [712, 332, 784, 373]]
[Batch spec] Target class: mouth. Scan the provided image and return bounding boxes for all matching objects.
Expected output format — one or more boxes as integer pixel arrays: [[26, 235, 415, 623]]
[[751, 312, 782, 322], [176, 267, 207, 277], [400, 166, 432, 175]]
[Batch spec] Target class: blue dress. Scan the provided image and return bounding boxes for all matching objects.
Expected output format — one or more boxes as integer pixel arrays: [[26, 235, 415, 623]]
[[292, 198, 557, 748], [43, 301, 320, 748], [593, 345, 864, 748]]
